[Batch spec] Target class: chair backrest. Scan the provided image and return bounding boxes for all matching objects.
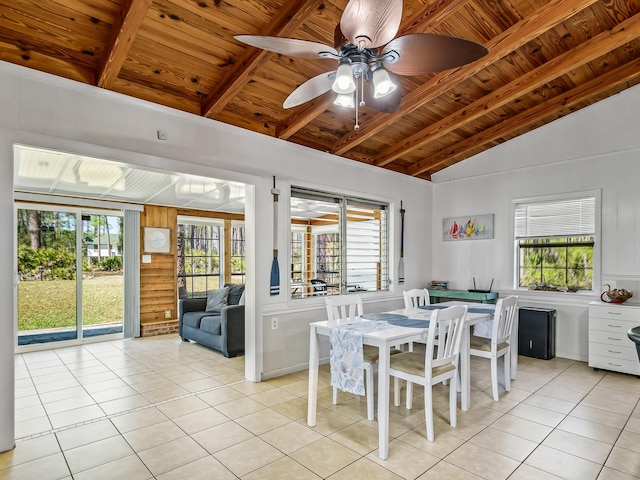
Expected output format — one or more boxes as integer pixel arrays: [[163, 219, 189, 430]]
[[403, 288, 430, 309], [325, 294, 363, 322], [425, 305, 468, 371], [490, 296, 518, 348]]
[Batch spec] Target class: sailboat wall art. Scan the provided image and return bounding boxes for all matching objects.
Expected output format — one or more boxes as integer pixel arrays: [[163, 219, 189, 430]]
[[443, 214, 494, 241]]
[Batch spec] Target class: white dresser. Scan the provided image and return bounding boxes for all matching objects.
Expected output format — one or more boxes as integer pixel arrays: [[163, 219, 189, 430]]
[[588, 302, 640, 376]]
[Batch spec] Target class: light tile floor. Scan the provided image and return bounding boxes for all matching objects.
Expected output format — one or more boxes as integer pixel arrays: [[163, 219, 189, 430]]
[[2, 334, 640, 479]]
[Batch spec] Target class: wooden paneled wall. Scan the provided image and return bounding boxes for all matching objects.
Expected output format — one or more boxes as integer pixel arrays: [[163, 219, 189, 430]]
[[140, 205, 178, 325]]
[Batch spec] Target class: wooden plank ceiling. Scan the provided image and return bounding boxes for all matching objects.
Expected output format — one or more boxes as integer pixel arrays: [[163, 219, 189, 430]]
[[1, 0, 639, 181]]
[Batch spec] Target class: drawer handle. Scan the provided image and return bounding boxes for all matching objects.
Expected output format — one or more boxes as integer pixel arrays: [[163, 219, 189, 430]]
[[607, 312, 622, 315], [608, 350, 621, 354], [607, 324, 621, 328], [608, 362, 623, 367], [607, 337, 622, 341]]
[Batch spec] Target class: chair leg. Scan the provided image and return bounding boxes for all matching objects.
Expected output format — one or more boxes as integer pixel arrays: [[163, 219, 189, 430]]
[[394, 377, 401, 407], [449, 375, 457, 428], [491, 357, 499, 401], [504, 352, 511, 392], [424, 384, 434, 441], [333, 386, 338, 405], [366, 365, 375, 421], [406, 381, 413, 409]]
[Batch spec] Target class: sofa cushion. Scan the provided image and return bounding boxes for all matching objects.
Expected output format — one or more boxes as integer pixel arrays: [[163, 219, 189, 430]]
[[182, 311, 211, 329], [200, 316, 222, 335], [206, 287, 229, 313], [224, 283, 245, 305]]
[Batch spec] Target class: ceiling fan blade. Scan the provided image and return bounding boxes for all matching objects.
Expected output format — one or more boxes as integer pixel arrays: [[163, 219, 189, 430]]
[[235, 35, 337, 58], [383, 33, 488, 76], [340, 0, 403, 49], [362, 74, 402, 113], [283, 71, 335, 109]]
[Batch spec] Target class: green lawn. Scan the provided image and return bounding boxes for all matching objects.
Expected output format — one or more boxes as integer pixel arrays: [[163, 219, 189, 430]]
[[18, 274, 124, 331]]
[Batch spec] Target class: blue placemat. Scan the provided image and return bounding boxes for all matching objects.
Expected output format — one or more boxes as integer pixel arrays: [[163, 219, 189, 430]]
[[419, 304, 495, 315], [361, 313, 408, 322], [387, 318, 430, 328]]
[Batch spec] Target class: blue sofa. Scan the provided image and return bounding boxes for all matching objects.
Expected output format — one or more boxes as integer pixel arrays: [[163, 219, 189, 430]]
[[178, 283, 245, 358]]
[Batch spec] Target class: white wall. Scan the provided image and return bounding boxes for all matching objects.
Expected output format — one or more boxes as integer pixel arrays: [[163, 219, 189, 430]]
[[0, 61, 432, 452], [431, 82, 640, 362]]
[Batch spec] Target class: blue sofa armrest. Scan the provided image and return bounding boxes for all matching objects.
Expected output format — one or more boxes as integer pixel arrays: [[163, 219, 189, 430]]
[[178, 298, 207, 337], [220, 304, 245, 357]]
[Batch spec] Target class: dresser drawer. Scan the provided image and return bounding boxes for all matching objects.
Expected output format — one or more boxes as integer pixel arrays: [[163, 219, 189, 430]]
[[589, 317, 637, 333], [589, 341, 639, 362], [589, 329, 635, 346], [589, 354, 640, 376], [589, 304, 640, 322]]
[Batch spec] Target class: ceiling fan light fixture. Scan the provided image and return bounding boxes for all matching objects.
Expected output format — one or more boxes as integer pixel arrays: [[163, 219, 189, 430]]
[[372, 67, 396, 98], [332, 63, 356, 94], [334, 93, 355, 108]]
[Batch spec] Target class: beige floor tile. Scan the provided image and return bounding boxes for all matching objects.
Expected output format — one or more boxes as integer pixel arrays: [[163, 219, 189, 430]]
[[260, 421, 323, 454], [523, 392, 577, 414], [444, 441, 519, 480], [491, 413, 553, 443], [123, 420, 186, 452], [542, 429, 613, 464], [0, 452, 71, 480], [525, 445, 601, 480], [469, 426, 538, 462], [197, 386, 246, 406], [14, 416, 53, 438], [244, 456, 322, 480], [72, 454, 153, 480], [214, 396, 267, 419], [43, 392, 97, 415], [329, 421, 380, 455], [230, 379, 275, 395], [191, 420, 254, 453], [250, 387, 298, 407], [156, 395, 210, 419], [416, 461, 484, 479], [141, 385, 190, 403], [570, 404, 629, 429], [234, 408, 292, 435], [110, 407, 168, 434], [397, 428, 466, 459], [556, 415, 622, 444], [55, 419, 120, 451], [99, 393, 150, 415], [178, 377, 223, 393], [507, 463, 563, 480], [34, 377, 81, 394], [597, 466, 640, 480], [508, 403, 566, 427], [0, 435, 60, 470], [63, 435, 135, 474], [89, 385, 139, 403], [14, 404, 47, 423], [38, 386, 88, 404], [299, 408, 358, 436], [367, 439, 440, 479], [329, 456, 404, 479], [155, 455, 237, 480], [290, 437, 361, 478], [616, 430, 640, 454], [604, 446, 640, 478], [271, 396, 309, 420], [213, 436, 284, 477], [171, 406, 229, 434], [137, 436, 209, 476]]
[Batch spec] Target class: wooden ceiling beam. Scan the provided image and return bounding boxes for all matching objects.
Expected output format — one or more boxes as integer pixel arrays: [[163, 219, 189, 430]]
[[408, 57, 640, 176], [331, 0, 601, 156], [375, 12, 640, 167], [97, 0, 152, 89], [275, 0, 469, 140], [201, 0, 324, 118]]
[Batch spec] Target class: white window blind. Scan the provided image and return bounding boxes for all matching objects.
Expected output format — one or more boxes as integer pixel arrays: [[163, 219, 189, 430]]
[[515, 197, 595, 239]]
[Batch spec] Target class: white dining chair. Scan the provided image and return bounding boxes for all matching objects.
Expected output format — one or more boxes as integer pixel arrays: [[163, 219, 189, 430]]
[[389, 305, 468, 441], [469, 295, 518, 401], [325, 294, 376, 421], [403, 288, 430, 309]]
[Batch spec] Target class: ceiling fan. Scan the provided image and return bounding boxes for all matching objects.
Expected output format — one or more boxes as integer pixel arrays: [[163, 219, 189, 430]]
[[235, 0, 488, 130]]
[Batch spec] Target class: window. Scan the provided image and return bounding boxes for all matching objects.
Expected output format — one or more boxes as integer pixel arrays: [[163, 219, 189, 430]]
[[514, 195, 597, 292], [229, 221, 246, 284], [177, 221, 221, 299], [290, 187, 389, 298]]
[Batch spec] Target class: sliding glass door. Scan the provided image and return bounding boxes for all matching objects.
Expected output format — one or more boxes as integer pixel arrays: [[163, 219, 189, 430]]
[[16, 205, 124, 346]]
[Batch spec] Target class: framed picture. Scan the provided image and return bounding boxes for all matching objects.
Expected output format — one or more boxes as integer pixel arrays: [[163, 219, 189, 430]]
[[443, 214, 494, 241], [144, 227, 171, 253]]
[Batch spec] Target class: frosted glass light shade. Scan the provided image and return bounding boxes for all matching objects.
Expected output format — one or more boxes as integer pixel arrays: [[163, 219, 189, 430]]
[[332, 64, 356, 94], [334, 93, 355, 108], [373, 68, 396, 98]]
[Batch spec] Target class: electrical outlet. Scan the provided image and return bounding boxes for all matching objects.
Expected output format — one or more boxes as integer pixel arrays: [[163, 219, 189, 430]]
[[157, 130, 167, 140], [164, 309, 172, 319], [271, 317, 278, 330]]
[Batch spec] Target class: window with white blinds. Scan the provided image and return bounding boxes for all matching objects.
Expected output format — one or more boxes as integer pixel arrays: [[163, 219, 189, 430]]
[[514, 194, 597, 292], [290, 187, 389, 298]]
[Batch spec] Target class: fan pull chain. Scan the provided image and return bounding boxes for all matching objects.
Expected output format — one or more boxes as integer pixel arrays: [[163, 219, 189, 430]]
[[354, 79, 360, 131]]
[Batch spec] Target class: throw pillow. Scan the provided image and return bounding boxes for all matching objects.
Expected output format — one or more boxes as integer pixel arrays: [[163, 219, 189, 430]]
[[205, 287, 229, 313], [238, 291, 246, 306], [224, 283, 245, 305]]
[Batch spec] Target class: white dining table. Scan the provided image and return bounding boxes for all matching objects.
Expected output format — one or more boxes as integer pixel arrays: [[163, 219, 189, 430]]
[[306, 302, 496, 460]]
